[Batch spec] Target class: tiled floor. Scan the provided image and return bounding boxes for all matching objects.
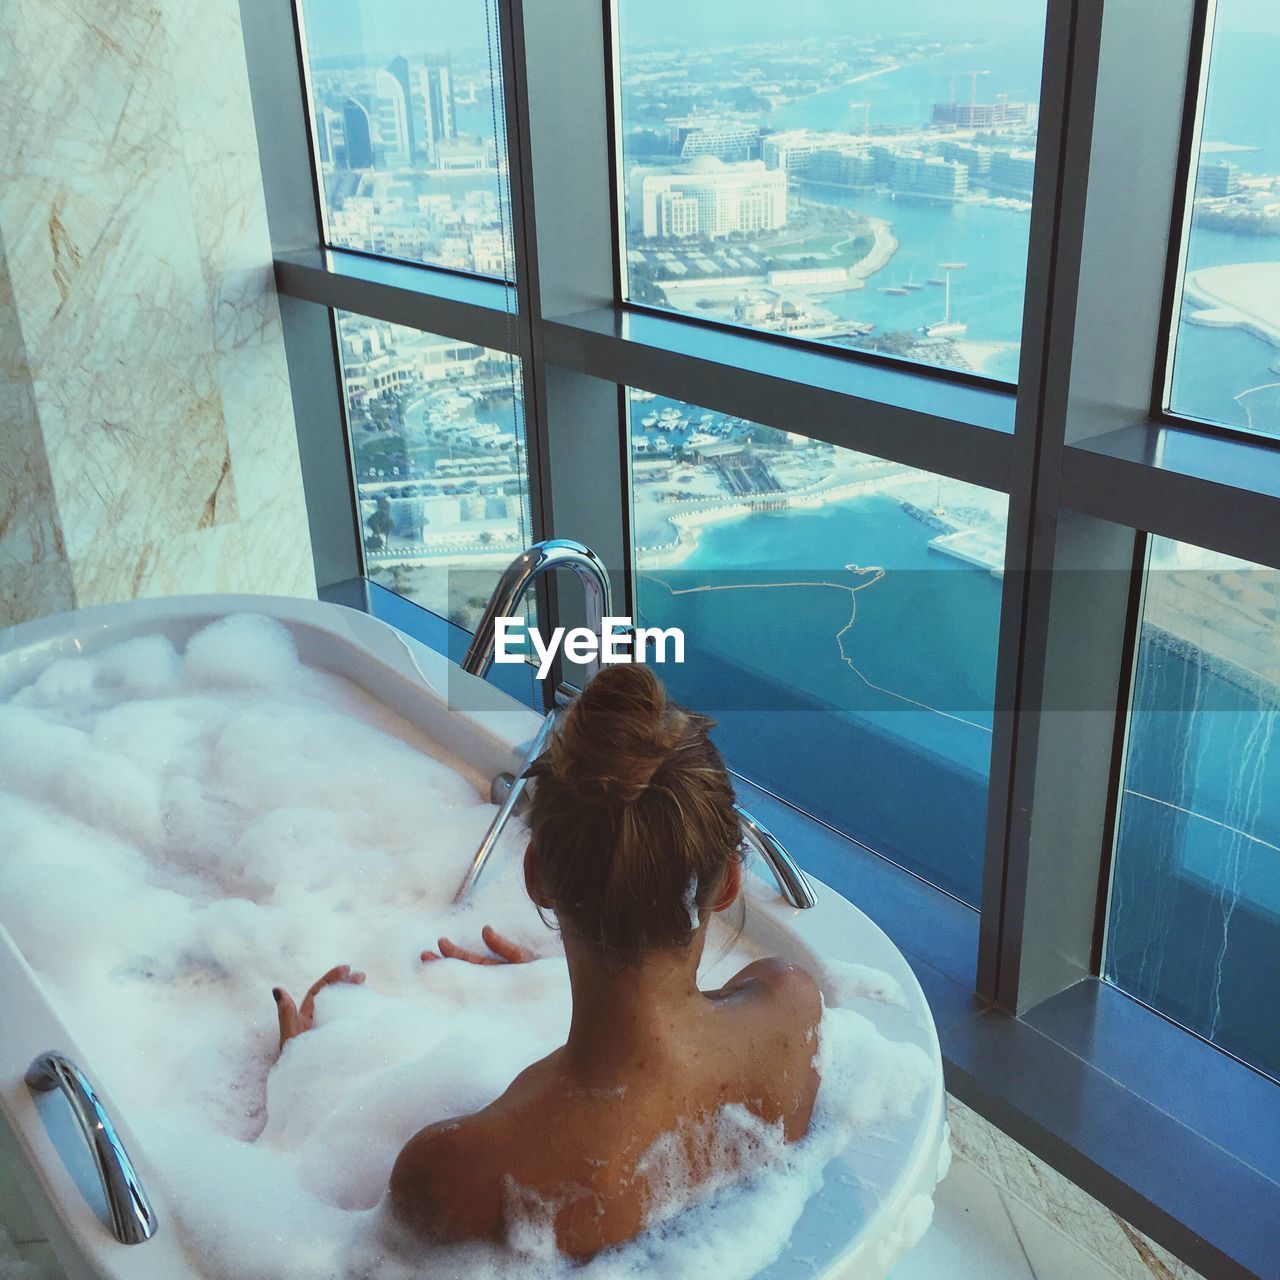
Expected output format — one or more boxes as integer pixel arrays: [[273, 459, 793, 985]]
[[0, 1149, 1134, 1280], [890, 1155, 1125, 1280]]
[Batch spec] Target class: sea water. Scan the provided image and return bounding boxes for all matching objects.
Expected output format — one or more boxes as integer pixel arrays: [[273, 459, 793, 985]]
[[0, 615, 935, 1280]]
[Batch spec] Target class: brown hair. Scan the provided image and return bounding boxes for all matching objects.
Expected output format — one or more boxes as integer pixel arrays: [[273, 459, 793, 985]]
[[523, 664, 742, 966]]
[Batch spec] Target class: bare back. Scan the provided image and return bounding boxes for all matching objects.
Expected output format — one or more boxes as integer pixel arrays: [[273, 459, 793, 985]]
[[389, 958, 822, 1260]]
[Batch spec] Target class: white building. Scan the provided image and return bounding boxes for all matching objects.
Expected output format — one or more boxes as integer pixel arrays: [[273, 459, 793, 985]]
[[763, 129, 862, 174], [371, 70, 410, 169], [628, 158, 787, 239]]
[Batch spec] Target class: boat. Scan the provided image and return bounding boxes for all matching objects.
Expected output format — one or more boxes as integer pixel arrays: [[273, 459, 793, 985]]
[[921, 262, 967, 340], [902, 272, 925, 292], [881, 286, 909, 296], [642, 412, 659, 428], [926, 277, 946, 286]]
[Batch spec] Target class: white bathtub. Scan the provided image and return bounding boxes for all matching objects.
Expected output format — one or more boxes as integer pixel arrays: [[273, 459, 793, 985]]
[[0, 594, 947, 1280]]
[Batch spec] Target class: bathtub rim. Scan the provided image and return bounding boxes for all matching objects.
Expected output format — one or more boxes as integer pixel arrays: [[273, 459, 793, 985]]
[[0, 592, 947, 1280]]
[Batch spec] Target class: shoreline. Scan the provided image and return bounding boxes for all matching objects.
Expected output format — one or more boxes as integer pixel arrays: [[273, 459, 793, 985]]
[[1183, 262, 1280, 350], [636, 470, 925, 570]]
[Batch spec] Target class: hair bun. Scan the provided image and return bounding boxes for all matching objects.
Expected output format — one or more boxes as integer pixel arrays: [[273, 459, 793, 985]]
[[548, 664, 685, 803]]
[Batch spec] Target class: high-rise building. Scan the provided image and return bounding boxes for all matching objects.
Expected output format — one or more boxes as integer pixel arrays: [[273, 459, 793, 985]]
[[425, 57, 458, 159], [372, 69, 410, 169], [314, 106, 341, 166], [629, 158, 787, 238], [386, 56, 419, 161], [342, 97, 374, 169]]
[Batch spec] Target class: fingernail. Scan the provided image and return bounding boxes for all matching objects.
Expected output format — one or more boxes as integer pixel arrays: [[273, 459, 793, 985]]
[[272, 988, 282, 1003]]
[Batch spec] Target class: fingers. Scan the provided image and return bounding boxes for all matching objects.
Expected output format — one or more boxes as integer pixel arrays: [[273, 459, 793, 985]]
[[420, 949, 442, 963], [481, 925, 536, 964], [299, 964, 366, 1023], [436, 936, 503, 965], [273, 987, 299, 1052]]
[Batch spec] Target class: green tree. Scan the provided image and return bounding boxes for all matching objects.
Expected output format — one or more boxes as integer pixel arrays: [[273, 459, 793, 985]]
[[367, 495, 395, 546]]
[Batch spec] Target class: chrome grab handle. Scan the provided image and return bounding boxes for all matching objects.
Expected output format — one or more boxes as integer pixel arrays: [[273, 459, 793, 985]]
[[24, 1052, 159, 1245], [736, 804, 817, 910]]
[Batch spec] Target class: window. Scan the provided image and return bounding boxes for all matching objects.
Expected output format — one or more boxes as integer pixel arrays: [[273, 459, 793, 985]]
[[296, 0, 513, 277], [1106, 537, 1280, 1078], [615, 2, 1047, 381], [335, 312, 532, 627], [1166, 0, 1280, 438], [629, 391, 1007, 904]]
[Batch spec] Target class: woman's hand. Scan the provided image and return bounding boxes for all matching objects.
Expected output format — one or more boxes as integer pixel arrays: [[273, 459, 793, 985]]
[[421, 925, 535, 966], [272, 964, 366, 1052]]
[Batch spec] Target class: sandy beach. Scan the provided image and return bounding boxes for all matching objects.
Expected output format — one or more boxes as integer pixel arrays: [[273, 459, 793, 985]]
[[1183, 263, 1280, 349]]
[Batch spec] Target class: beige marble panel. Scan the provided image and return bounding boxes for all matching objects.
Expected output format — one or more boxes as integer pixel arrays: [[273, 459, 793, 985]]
[[0, 3, 178, 185], [0, 248, 75, 626], [1, 0, 315, 621], [946, 1096, 1206, 1280], [159, 0, 262, 163]]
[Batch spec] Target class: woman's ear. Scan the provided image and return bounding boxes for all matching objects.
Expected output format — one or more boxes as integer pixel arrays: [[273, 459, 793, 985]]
[[524, 843, 553, 909], [712, 859, 742, 913]]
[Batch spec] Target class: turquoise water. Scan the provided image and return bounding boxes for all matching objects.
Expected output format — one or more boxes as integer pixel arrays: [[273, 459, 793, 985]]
[[802, 186, 1031, 376], [638, 496, 1004, 903], [773, 27, 1280, 426]]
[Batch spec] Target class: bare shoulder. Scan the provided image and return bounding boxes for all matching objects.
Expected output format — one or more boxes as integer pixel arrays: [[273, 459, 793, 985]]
[[719, 955, 822, 1012], [389, 1114, 503, 1242]]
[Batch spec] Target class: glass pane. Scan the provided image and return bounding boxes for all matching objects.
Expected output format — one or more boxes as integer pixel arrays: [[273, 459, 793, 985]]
[[297, 0, 512, 277], [616, 3, 1048, 382], [1167, 0, 1280, 437], [1107, 537, 1280, 1078], [629, 391, 1007, 903], [335, 311, 532, 627]]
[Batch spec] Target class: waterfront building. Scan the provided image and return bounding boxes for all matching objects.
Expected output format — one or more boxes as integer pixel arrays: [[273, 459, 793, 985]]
[[763, 129, 861, 174], [808, 147, 876, 188], [629, 158, 787, 238], [892, 154, 969, 199], [1199, 159, 1241, 197], [870, 144, 900, 183], [987, 148, 1037, 196], [436, 140, 491, 171], [940, 141, 993, 177]]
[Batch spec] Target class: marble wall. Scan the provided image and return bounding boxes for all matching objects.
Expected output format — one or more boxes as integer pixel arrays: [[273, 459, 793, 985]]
[[0, 0, 315, 627]]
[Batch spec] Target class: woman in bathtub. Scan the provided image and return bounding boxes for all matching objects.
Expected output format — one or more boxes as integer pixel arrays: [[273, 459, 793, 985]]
[[271, 664, 822, 1259]]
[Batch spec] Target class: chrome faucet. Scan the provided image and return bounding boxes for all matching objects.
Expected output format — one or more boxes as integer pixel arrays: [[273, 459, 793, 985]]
[[461, 539, 614, 682]]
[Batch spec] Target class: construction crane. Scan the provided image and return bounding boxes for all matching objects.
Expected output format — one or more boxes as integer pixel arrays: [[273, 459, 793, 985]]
[[948, 69, 991, 104], [848, 100, 871, 135]]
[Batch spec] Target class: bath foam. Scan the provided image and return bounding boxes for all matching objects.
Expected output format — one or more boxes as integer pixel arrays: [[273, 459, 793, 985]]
[[0, 615, 933, 1279]]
